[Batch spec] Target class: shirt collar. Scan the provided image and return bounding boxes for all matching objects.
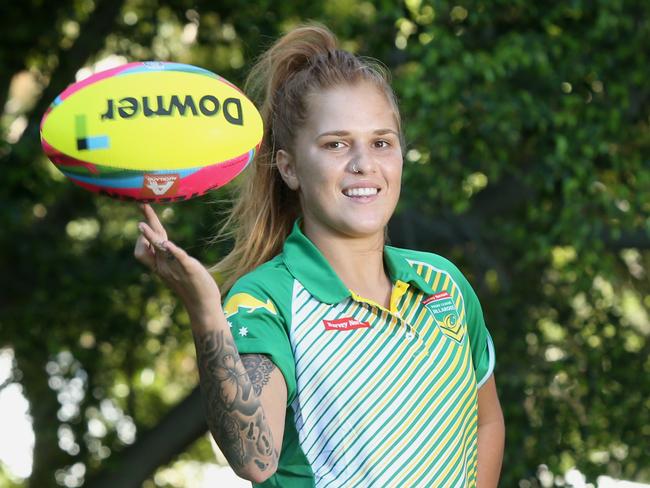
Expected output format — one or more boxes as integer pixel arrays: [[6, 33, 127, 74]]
[[282, 220, 435, 303], [383, 245, 436, 295]]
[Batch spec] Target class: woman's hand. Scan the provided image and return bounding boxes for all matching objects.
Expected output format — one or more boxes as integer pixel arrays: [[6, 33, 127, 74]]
[[134, 203, 221, 328]]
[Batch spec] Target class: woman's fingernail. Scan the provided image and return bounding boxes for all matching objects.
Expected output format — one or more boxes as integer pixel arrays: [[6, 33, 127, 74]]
[[138, 223, 145, 232]]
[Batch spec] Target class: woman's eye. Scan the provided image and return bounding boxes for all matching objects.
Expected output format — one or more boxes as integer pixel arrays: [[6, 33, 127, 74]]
[[324, 141, 345, 149], [374, 139, 390, 148]]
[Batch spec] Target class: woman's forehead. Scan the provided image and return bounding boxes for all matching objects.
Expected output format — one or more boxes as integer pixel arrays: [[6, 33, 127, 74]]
[[303, 82, 399, 135]]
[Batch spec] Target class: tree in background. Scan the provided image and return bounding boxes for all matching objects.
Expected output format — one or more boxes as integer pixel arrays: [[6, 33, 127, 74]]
[[1, 1, 648, 487]]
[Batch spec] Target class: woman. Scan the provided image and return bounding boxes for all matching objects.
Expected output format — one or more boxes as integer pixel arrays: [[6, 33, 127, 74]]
[[135, 24, 504, 487]]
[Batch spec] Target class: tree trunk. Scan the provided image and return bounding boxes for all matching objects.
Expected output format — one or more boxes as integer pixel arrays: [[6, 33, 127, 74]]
[[85, 386, 207, 488], [16, 343, 69, 488]]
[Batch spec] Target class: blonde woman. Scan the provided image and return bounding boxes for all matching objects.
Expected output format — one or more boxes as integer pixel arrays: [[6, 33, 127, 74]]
[[136, 24, 504, 488]]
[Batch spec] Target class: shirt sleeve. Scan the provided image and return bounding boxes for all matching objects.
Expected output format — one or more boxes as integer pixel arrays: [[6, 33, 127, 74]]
[[458, 274, 495, 388], [223, 277, 297, 402]]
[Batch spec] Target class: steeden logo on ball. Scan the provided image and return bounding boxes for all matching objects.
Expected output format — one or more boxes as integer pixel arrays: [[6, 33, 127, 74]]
[[142, 174, 180, 197]]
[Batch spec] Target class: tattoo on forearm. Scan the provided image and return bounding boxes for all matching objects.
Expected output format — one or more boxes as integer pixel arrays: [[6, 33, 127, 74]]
[[194, 330, 279, 473], [242, 355, 275, 396]]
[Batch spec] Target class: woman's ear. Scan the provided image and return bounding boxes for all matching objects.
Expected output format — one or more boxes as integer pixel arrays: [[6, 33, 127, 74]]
[[276, 149, 300, 190]]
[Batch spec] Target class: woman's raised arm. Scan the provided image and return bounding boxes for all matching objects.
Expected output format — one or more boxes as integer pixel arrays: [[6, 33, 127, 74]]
[[135, 203, 287, 483]]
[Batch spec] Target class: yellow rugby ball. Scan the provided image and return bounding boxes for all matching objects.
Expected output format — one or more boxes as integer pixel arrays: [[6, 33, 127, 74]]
[[40, 61, 262, 202]]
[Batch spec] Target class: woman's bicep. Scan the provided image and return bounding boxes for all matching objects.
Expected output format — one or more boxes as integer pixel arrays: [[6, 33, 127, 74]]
[[241, 354, 288, 454], [477, 374, 503, 425]]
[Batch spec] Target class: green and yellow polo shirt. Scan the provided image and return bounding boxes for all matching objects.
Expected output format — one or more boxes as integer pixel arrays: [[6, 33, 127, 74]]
[[224, 221, 495, 488]]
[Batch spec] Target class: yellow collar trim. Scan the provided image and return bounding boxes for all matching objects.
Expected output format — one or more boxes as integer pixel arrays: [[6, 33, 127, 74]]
[[349, 280, 410, 315]]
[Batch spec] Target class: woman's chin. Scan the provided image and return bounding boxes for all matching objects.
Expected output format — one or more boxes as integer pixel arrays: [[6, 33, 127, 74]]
[[303, 208, 391, 240], [337, 215, 388, 239]]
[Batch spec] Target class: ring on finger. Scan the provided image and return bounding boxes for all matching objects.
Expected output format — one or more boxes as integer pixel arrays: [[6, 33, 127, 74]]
[[155, 240, 175, 261]]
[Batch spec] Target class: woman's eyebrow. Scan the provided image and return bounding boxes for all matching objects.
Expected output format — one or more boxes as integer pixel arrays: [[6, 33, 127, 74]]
[[317, 129, 398, 138], [374, 129, 399, 136], [317, 130, 350, 138]]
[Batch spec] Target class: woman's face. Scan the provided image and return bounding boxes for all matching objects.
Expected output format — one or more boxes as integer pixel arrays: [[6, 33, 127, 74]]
[[278, 81, 403, 241]]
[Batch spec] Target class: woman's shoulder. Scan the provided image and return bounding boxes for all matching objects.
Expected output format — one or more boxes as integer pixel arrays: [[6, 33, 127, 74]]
[[225, 254, 294, 302]]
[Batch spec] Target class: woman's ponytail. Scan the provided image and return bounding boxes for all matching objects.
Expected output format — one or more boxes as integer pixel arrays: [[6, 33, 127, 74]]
[[211, 23, 401, 292]]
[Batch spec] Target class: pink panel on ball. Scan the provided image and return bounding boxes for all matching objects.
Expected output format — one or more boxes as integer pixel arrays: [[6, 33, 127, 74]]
[[64, 150, 253, 202], [176, 151, 251, 195], [57, 63, 138, 102], [41, 137, 100, 174], [40, 63, 140, 129]]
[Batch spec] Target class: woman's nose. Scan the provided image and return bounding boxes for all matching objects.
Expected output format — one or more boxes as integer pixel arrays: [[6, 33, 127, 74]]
[[347, 149, 376, 174]]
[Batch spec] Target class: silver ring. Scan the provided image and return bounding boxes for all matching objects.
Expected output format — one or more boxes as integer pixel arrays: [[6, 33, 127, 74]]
[[156, 240, 175, 261]]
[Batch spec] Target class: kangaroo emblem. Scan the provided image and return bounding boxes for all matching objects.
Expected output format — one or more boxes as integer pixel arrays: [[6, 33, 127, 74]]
[[223, 293, 277, 318]]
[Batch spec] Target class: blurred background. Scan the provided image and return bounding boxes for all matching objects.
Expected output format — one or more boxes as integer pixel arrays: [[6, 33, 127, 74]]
[[1, 1, 649, 487]]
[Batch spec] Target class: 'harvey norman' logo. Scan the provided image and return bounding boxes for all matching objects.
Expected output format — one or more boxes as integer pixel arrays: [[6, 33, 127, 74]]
[[323, 317, 370, 331]]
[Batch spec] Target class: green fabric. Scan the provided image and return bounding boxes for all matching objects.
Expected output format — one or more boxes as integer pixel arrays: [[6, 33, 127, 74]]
[[457, 271, 492, 384], [283, 220, 438, 300], [280, 220, 350, 304], [224, 255, 298, 402], [226, 222, 494, 396], [383, 245, 494, 382], [223, 221, 494, 488], [223, 253, 315, 487], [257, 407, 314, 487], [384, 245, 439, 294]]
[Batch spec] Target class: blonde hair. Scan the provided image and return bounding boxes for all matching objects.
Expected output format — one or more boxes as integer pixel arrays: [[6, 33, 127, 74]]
[[212, 23, 402, 292]]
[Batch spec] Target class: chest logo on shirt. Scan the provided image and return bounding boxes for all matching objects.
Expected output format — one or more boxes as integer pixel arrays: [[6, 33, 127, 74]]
[[323, 317, 371, 331], [223, 293, 277, 318], [422, 291, 464, 342]]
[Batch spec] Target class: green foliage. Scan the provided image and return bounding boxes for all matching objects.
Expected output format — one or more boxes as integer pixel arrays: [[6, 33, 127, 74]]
[[1, 0, 648, 486]]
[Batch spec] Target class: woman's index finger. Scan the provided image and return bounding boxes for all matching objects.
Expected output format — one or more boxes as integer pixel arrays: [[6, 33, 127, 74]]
[[140, 203, 167, 236]]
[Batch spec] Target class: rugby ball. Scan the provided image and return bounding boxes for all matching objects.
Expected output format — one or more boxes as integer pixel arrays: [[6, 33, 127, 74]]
[[40, 61, 263, 202]]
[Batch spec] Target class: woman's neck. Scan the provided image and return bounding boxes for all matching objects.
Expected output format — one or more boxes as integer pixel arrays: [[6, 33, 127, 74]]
[[303, 220, 392, 306]]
